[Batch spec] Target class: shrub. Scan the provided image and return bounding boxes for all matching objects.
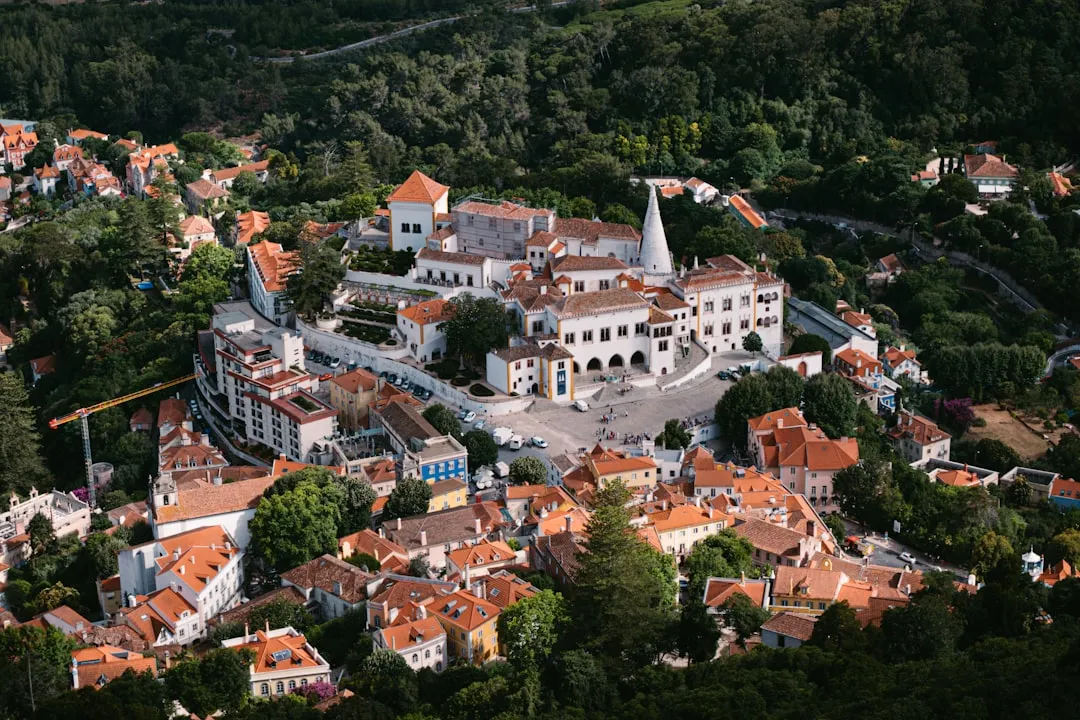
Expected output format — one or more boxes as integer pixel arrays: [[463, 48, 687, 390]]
[[451, 376, 470, 387], [470, 383, 494, 397], [972, 417, 987, 427]]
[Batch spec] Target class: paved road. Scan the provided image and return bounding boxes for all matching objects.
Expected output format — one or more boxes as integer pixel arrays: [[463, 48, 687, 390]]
[[840, 518, 970, 581], [254, 2, 572, 64], [1044, 344, 1080, 378]]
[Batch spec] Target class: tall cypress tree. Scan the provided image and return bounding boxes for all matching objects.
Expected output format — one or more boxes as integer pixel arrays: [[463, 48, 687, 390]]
[[0, 373, 50, 496]]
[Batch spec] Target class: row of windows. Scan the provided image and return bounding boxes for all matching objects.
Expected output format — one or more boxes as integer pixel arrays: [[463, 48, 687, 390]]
[[400, 223, 423, 234], [261, 678, 310, 696], [778, 599, 828, 610]]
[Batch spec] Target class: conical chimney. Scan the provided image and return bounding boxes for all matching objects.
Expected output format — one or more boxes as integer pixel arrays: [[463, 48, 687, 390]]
[[639, 188, 674, 282]]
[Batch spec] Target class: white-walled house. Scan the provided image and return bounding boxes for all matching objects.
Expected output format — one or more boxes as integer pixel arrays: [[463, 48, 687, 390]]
[[486, 341, 574, 400], [882, 345, 923, 383], [396, 298, 453, 362], [777, 351, 823, 378], [372, 613, 447, 673], [388, 170, 449, 251], [117, 525, 244, 642], [413, 248, 494, 289], [887, 412, 951, 463]]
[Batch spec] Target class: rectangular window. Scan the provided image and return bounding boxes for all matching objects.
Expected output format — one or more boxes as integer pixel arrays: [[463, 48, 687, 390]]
[[527, 359, 534, 368], [564, 332, 575, 345], [412, 223, 422, 233], [583, 330, 593, 343], [659, 340, 668, 352], [515, 361, 521, 370], [635, 322, 647, 335], [722, 298, 732, 311], [401, 223, 410, 233], [574, 281, 585, 293], [600, 328, 611, 342], [599, 280, 610, 290], [617, 325, 628, 337], [722, 321, 732, 335], [740, 318, 750, 330]]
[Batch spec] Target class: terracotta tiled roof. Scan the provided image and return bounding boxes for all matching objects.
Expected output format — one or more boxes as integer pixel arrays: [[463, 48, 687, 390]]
[[368, 575, 456, 611], [886, 412, 949, 446], [549, 255, 628, 272], [747, 407, 806, 433], [965, 153, 1018, 179], [703, 576, 768, 608], [433, 589, 500, 631], [211, 160, 269, 183], [526, 230, 558, 247], [236, 210, 271, 245], [673, 268, 752, 292], [883, 346, 919, 367], [727, 194, 766, 228], [772, 565, 845, 601], [660, 185, 684, 198], [764, 426, 859, 471], [179, 215, 215, 237], [1039, 559, 1077, 587], [73, 624, 149, 654], [552, 217, 640, 243], [492, 341, 572, 362], [483, 569, 538, 609], [337, 529, 408, 567], [72, 646, 157, 689], [53, 144, 85, 162], [69, 128, 109, 141], [648, 306, 674, 325], [153, 475, 276, 524], [534, 530, 587, 578], [185, 178, 230, 200], [733, 518, 812, 559], [935, 468, 981, 487], [387, 170, 448, 204], [30, 354, 56, 376], [34, 164, 60, 179], [761, 612, 817, 641], [877, 253, 903, 273], [157, 398, 188, 429], [386, 502, 503, 552], [840, 310, 872, 328], [430, 478, 467, 498], [649, 504, 728, 533], [330, 368, 379, 395], [553, 287, 649, 318], [398, 298, 455, 325], [653, 293, 689, 311], [375, 398, 440, 442], [415, 247, 487, 266], [447, 540, 517, 570], [231, 628, 326, 674], [248, 241, 300, 293], [1049, 172, 1073, 197], [454, 199, 537, 220], [911, 170, 937, 182], [834, 347, 880, 371], [41, 605, 93, 632], [376, 615, 445, 651], [695, 462, 776, 489], [153, 529, 239, 593], [281, 554, 376, 604]]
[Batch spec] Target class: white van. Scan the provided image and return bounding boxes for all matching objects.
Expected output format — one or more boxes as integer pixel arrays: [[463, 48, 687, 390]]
[[492, 427, 513, 446], [573, 399, 589, 412], [493, 461, 510, 479], [508, 435, 525, 450]]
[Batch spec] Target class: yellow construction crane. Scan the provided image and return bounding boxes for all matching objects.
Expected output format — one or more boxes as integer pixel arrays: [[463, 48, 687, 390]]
[[49, 373, 197, 507]]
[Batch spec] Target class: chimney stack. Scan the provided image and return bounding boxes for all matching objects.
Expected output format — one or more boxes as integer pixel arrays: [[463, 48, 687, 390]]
[[420, 530, 428, 547], [244, 622, 250, 641], [396, 517, 402, 530], [463, 563, 471, 589], [417, 604, 427, 619], [378, 526, 386, 538], [474, 517, 482, 534], [565, 514, 573, 533]]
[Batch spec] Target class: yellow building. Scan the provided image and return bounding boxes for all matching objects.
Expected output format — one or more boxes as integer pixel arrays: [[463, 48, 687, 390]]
[[428, 479, 468, 512], [432, 589, 500, 665], [328, 368, 379, 429], [583, 444, 658, 490]]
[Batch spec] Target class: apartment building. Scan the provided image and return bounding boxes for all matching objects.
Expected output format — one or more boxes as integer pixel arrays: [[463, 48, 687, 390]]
[[1, 489, 90, 566], [247, 241, 300, 324], [281, 554, 377, 620], [209, 303, 337, 462], [485, 340, 574, 401], [383, 502, 504, 570], [373, 611, 448, 672], [451, 199, 552, 259], [117, 525, 244, 643], [644, 502, 730, 561], [431, 588, 500, 665]]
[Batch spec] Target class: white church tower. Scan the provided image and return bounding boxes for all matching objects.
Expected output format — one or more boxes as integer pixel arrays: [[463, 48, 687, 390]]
[[639, 187, 675, 285]]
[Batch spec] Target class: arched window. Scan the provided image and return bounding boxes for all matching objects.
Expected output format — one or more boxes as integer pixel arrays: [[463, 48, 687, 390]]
[[412, 653, 419, 663], [425, 649, 431, 659], [757, 294, 763, 302], [260, 683, 269, 696], [373, 616, 381, 627], [436, 646, 442, 654], [301, 679, 308, 687], [288, 680, 296, 690], [276, 681, 284, 695]]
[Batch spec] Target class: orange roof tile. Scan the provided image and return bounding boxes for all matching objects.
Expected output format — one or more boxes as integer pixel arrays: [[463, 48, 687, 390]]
[[727, 194, 766, 229], [433, 589, 500, 631], [236, 210, 271, 245], [447, 540, 517, 570], [153, 475, 275, 524], [231, 629, 326, 674], [330, 368, 379, 395], [649, 504, 728, 533], [249, 241, 300, 293], [387, 170, 448, 204], [337, 528, 408, 566], [703, 577, 768, 608], [965, 153, 1018, 179], [212, 160, 269, 182], [747, 407, 806, 433], [72, 646, 157, 689], [398, 298, 455, 325], [483, 569, 539, 609], [377, 615, 445, 651]]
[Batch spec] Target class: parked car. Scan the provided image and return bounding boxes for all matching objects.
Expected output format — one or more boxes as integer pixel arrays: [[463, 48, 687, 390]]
[[458, 409, 470, 420], [899, 552, 918, 566], [508, 435, 525, 450], [716, 370, 731, 380], [463, 411, 477, 423], [399, 379, 412, 391], [387, 374, 398, 385], [474, 419, 486, 430], [378, 370, 388, 378], [330, 357, 341, 369], [530, 436, 548, 448], [573, 400, 590, 412]]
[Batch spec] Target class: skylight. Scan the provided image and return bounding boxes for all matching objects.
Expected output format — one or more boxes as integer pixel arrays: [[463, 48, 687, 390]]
[[271, 649, 292, 662]]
